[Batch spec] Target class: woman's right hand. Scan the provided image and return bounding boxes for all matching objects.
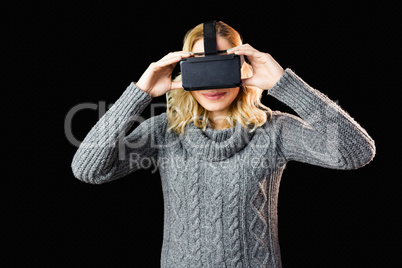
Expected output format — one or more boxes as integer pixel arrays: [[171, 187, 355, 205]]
[[136, 51, 192, 98]]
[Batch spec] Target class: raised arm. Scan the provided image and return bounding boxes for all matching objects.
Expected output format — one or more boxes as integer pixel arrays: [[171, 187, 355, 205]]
[[71, 51, 192, 184], [269, 69, 376, 169], [71, 83, 156, 184], [227, 44, 375, 169]]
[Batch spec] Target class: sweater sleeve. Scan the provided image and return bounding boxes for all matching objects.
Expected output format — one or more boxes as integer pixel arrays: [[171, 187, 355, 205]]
[[71, 82, 163, 184], [268, 69, 376, 170]]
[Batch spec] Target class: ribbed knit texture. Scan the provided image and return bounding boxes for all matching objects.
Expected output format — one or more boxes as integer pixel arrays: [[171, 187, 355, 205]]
[[71, 69, 375, 268]]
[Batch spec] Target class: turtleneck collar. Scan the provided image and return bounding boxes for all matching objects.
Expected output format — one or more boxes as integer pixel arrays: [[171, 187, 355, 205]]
[[180, 121, 255, 161]]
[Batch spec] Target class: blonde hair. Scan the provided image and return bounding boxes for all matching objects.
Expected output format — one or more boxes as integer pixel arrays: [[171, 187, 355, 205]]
[[166, 21, 271, 134]]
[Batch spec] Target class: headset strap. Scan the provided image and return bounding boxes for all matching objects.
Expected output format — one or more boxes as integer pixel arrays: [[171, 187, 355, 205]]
[[203, 20, 217, 55]]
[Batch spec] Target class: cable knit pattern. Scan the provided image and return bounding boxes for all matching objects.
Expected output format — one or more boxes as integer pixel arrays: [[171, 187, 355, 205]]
[[71, 69, 376, 267], [168, 165, 187, 267], [187, 157, 202, 267], [227, 159, 243, 268], [206, 164, 225, 267], [250, 178, 269, 266]]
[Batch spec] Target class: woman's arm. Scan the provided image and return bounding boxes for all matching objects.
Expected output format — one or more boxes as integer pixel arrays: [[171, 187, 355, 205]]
[[71, 51, 192, 184], [71, 83, 158, 184], [269, 69, 376, 169], [228, 44, 375, 169]]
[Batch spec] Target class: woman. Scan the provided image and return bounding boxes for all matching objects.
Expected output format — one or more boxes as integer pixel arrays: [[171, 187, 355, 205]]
[[71, 21, 375, 268]]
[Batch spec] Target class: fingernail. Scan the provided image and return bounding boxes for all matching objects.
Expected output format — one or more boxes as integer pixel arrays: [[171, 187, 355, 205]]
[[227, 48, 233, 52]]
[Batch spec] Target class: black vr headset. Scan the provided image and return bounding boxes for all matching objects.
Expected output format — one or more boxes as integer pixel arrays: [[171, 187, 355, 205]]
[[180, 20, 244, 91]]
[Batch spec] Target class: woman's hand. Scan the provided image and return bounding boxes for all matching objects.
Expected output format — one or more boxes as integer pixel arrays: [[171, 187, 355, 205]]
[[136, 51, 192, 98], [227, 44, 284, 90]]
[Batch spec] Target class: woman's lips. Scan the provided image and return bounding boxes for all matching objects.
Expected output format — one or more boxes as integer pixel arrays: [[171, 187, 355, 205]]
[[201, 92, 226, 100]]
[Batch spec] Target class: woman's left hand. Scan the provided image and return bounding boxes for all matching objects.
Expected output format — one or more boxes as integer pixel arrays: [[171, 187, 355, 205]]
[[227, 44, 284, 90]]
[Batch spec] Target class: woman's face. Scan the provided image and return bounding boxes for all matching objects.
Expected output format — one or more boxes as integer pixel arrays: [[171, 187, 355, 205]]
[[190, 36, 240, 119]]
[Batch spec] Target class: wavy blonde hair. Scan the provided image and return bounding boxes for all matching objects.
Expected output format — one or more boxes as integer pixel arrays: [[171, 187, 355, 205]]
[[166, 21, 271, 134]]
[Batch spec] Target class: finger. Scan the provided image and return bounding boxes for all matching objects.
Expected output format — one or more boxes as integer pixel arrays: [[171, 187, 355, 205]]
[[228, 49, 259, 59], [154, 56, 183, 68], [234, 48, 259, 56], [161, 51, 192, 61], [155, 52, 192, 69], [229, 44, 254, 50], [236, 43, 253, 49], [227, 44, 255, 52], [241, 77, 254, 87]]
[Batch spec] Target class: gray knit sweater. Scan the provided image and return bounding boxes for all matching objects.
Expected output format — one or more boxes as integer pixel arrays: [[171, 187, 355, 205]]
[[71, 69, 375, 268]]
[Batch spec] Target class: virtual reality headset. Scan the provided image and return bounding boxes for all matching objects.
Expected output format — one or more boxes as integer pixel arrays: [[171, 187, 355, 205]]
[[180, 20, 244, 91]]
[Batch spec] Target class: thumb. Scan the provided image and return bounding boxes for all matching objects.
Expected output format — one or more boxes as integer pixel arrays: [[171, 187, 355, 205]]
[[241, 77, 254, 87], [171, 80, 183, 90]]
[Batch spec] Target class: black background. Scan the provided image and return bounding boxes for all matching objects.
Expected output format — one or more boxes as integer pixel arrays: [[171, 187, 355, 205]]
[[10, 1, 400, 267]]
